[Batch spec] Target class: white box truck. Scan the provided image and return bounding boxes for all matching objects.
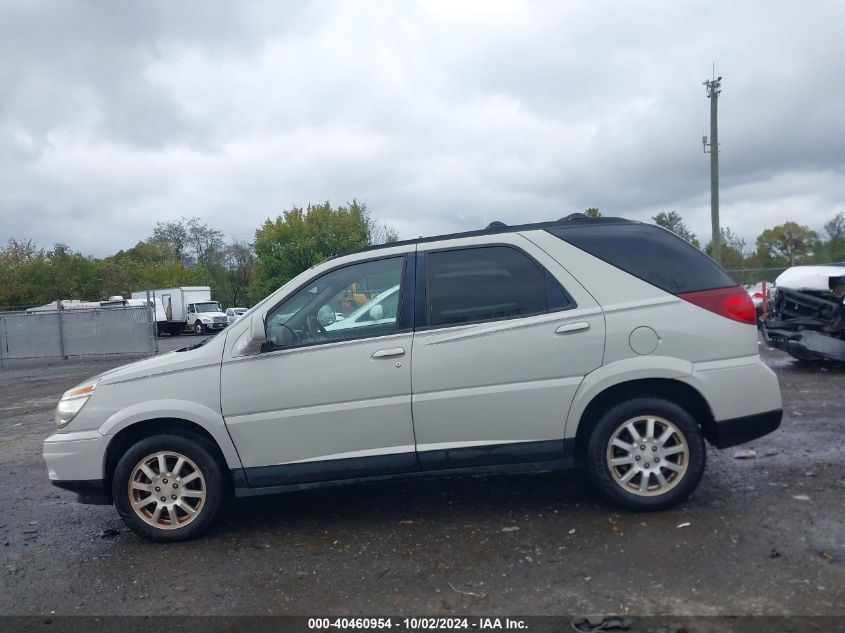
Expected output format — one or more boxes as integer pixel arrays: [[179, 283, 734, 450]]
[[131, 287, 227, 336]]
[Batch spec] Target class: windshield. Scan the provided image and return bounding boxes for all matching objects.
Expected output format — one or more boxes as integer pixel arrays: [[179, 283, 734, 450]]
[[194, 302, 221, 313]]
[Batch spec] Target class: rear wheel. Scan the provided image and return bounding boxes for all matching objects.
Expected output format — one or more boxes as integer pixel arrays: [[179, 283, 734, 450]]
[[112, 434, 226, 541], [585, 397, 706, 510]]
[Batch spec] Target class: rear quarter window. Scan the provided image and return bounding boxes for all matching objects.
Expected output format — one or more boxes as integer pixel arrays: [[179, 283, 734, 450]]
[[547, 223, 737, 294]]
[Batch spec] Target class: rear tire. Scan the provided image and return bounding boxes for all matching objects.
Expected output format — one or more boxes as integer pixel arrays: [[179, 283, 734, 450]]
[[585, 397, 706, 511], [112, 434, 226, 542]]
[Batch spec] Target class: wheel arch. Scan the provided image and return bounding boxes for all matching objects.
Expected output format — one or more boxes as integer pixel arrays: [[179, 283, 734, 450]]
[[103, 417, 234, 503], [571, 377, 716, 462]]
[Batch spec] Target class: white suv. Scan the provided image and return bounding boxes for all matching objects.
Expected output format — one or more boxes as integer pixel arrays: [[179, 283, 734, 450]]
[[43, 216, 783, 541]]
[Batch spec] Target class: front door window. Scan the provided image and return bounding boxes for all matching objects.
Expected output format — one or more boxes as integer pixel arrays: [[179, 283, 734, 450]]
[[265, 256, 405, 349]]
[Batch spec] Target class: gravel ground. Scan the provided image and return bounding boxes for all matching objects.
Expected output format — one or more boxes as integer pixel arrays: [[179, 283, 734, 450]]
[[0, 335, 843, 616]]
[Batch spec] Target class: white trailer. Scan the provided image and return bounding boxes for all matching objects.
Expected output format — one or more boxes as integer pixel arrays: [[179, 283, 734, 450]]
[[131, 286, 227, 336], [27, 297, 166, 322]]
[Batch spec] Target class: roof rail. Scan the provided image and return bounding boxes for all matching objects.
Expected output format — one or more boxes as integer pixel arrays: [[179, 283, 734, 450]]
[[352, 215, 637, 255]]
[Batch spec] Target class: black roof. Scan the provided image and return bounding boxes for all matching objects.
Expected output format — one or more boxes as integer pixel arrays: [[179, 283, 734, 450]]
[[356, 213, 638, 254]]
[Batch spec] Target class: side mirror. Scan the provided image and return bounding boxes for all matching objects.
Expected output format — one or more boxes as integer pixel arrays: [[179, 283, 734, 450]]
[[369, 304, 384, 321], [233, 313, 267, 356]]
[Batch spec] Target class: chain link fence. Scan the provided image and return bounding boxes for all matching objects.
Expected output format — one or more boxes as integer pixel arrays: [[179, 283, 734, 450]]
[[727, 267, 788, 286], [0, 305, 157, 368], [727, 262, 845, 286]]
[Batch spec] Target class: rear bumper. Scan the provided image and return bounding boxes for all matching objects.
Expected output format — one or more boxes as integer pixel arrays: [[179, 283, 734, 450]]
[[678, 355, 783, 449], [707, 409, 782, 449], [680, 355, 783, 421]]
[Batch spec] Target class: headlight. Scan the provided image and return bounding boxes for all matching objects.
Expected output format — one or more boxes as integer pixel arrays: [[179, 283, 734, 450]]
[[200, 317, 212, 323], [55, 382, 97, 428]]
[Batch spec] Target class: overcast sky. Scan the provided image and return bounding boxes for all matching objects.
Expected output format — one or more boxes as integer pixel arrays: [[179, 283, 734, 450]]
[[1, 0, 844, 257]]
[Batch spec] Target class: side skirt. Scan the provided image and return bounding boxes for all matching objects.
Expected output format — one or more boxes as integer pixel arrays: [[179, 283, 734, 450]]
[[233, 458, 577, 498], [233, 439, 576, 498]]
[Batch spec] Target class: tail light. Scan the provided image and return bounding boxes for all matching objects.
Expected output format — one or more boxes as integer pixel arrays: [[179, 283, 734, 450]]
[[678, 286, 757, 325], [752, 292, 764, 299]]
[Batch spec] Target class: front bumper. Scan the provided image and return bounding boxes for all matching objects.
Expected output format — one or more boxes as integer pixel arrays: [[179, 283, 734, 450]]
[[51, 479, 110, 505], [707, 409, 782, 449], [761, 325, 845, 362], [43, 430, 111, 504]]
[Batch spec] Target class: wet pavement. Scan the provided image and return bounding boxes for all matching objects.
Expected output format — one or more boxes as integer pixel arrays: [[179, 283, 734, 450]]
[[0, 336, 843, 615]]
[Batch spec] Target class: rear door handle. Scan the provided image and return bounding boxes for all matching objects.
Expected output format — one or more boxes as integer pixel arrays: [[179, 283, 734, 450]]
[[555, 321, 590, 334], [371, 347, 405, 359]]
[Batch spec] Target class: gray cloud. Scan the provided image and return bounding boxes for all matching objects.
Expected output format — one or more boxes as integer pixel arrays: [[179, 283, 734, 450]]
[[1, 0, 843, 256]]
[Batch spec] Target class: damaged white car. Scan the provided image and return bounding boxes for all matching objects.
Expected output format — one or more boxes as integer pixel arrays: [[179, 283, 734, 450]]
[[761, 265, 845, 362]]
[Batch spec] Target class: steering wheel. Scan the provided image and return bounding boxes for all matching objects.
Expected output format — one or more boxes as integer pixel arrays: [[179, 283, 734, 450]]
[[306, 314, 328, 338]]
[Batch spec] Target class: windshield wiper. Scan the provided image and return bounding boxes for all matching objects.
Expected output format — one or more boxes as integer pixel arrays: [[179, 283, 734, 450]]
[[176, 337, 212, 352]]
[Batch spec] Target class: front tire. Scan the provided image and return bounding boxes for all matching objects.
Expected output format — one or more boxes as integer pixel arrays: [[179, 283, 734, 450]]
[[585, 397, 706, 511], [112, 434, 226, 542], [194, 321, 205, 335]]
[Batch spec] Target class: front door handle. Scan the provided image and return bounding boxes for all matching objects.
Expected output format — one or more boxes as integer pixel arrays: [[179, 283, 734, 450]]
[[555, 321, 590, 334], [371, 347, 405, 359]]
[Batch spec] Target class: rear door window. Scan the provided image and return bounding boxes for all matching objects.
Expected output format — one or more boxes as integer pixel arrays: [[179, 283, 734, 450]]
[[425, 246, 573, 327]]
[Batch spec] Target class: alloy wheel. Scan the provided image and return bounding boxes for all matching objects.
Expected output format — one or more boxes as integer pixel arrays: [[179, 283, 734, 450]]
[[606, 415, 690, 497], [128, 451, 206, 530]]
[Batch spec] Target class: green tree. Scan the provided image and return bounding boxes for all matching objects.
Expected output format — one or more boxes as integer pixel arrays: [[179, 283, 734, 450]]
[[145, 217, 231, 301], [250, 200, 395, 301], [706, 227, 747, 269], [582, 208, 602, 218], [151, 217, 224, 269], [151, 220, 191, 267], [755, 221, 818, 266], [823, 211, 845, 262], [102, 240, 201, 298], [0, 238, 45, 309], [186, 217, 225, 270], [213, 240, 255, 308], [652, 211, 701, 249], [11, 244, 104, 307]]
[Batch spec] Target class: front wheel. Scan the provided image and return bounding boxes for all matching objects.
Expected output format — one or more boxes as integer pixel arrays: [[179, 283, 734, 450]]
[[585, 397, 706, 511], [112, 434, 226, 541], [194, 321, 205, 335]]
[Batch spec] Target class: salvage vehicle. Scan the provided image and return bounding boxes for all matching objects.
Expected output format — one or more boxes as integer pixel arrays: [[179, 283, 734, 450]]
[[761, 265, 845, 362], [44, 215, 783, 541]]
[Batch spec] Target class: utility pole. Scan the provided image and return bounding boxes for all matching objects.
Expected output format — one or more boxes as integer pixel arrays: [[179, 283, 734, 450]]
[[702, 72, 722, 263]]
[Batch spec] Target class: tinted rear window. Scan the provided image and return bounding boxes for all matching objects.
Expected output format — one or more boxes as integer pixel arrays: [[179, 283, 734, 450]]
[[547, 223, 737, 293]]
